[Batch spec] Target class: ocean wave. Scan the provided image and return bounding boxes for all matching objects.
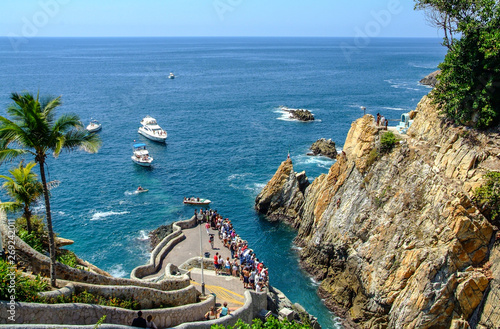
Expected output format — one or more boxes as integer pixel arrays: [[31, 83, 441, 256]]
[[295, 154, 335, 169], [58, 211, 66, 215], [309, 276, 321, 287], [384, 79, 422, 91], [408, 62, 438, 69], [383, 107, 409, 112], [108, 264, 127, 278], [137, 230, 150, 241], [229, 182, 266, 194], [227, 173, 250, 181], [90, 211, 130, 221]]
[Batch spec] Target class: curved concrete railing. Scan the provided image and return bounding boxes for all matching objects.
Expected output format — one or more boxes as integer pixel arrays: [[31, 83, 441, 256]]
[[0, 211, 189, 291], [39, 282, 199, 309], [131, 216, 198, 280], [173, 290, 268, 329], [0, 295, 215, 328]]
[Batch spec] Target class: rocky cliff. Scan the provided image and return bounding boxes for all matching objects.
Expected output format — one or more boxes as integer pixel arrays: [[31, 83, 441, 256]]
[[256, 96, 500, 329], [420, 70, 440, 87]]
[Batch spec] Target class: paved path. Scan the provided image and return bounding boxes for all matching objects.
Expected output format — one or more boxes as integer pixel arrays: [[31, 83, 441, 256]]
[[148, 219, 247, 309]]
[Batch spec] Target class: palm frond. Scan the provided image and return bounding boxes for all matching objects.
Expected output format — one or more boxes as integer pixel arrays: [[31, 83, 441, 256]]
[[55, 129, 102, 156], [40, 95, 62, 124], [52, 113, 83, 133], [0, 201, 22, 213], [0, 149, 31, 163]]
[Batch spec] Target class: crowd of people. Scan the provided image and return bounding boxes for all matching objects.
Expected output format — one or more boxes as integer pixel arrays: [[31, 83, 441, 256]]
[[195, 208, 269, 293], [376, 113, 388, 130]]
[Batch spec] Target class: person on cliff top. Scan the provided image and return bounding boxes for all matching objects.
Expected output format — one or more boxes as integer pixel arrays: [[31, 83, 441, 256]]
[[376, 113, 381, 126], [131, 311, 147, 328], [146, 315, 158, 329]]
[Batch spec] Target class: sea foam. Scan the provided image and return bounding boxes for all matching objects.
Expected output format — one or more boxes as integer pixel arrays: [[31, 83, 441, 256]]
[[90, 211, 130, 221]]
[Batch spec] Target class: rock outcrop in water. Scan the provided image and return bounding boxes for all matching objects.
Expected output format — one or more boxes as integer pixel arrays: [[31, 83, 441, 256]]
[[309, 138, 337, 159], [256, 96, 500, 328], [291, 109, 315, 121], [420, 70, 440, 87]]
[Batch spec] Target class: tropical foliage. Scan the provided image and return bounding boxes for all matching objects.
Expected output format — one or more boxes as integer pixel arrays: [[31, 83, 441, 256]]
[[212, 318, 311, 329], [474, 171, 500, 224], [0, 161, 43, 234], [0, 92, 101, 286], [0, 258, 49, 302], [380, 131, 397, 154], [415, 0, 500, 129]]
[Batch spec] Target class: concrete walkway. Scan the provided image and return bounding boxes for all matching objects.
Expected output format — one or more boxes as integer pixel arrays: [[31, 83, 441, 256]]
[[151, 220, 247, 310]]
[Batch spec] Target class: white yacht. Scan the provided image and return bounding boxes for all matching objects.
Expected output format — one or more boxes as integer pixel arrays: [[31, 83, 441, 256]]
[[131, 143, 153, 167], [86, 119, 102, 133], [138, 116, 167, 142]]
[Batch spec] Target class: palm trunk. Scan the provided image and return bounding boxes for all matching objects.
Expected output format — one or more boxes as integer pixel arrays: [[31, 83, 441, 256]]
[[38, 157, 57, 287], [24, 205, 32, 235]]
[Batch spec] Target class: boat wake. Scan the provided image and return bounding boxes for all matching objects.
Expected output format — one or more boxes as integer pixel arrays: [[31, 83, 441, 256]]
[[90, 210, 130, 221]]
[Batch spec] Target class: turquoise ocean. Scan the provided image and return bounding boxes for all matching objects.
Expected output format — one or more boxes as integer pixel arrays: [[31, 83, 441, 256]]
[[0, 37, 447, 328]]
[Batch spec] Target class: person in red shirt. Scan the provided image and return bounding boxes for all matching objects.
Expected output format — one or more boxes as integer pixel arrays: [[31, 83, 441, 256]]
[[214, 252, 219, 275]]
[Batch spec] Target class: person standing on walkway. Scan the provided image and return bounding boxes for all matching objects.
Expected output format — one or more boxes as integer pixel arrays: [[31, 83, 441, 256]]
[[205, 221, 210, 234], [146, 315, 158, 329], [214, 252, 220, 275], [131, 311, 147, 328]]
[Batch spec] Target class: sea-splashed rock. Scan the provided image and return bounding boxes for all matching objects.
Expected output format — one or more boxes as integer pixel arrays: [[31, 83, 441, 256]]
[[309, 138, 338, 159]]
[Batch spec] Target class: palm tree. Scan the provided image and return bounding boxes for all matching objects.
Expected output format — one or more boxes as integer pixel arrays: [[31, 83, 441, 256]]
[[0, 161, 44, 235], [0, 92, 101, 287]]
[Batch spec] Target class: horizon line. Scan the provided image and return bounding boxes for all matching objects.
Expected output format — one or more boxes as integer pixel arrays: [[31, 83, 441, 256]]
[[0, 35, 443, 39]]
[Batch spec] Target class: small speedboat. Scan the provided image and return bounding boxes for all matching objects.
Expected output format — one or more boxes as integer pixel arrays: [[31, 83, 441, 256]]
[[86, 119, 102, 133], [183, 197, 211, 205], [131, 143, 153, 167], [138, 116, 167, 143], [136, 187, 149, 193], [168, 72, 175, 79]]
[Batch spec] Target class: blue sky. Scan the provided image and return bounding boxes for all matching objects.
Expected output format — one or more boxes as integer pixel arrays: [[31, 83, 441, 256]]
[[0, 0, 440, 37]]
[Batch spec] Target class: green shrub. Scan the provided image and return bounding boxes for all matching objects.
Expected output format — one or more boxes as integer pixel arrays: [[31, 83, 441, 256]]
[[380, 132, 397, 154], [366, 148, 379, 168], [212, 317, 311, 329], [17, 230, 45, 253], [15, 215, 49, 253], [57, 250, 79, 268], [50, 290, 140, 310], [0, 258, 49, 302], [474, 171, 500, 223]]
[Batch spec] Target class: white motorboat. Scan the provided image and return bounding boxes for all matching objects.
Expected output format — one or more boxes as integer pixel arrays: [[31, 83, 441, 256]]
[[183, 197, 211, 206], [131, 143, 153, 167], [138, 116, 167, 142], [168, 72, 175, 79], [86, 119, 102, 133]]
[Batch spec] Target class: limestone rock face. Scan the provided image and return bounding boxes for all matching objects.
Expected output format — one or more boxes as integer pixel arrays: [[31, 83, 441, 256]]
[[255, 158, 309, 225], [255, 96, 499, 328], [420, 70, 440, 87], [310, 138, 337, 159]]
